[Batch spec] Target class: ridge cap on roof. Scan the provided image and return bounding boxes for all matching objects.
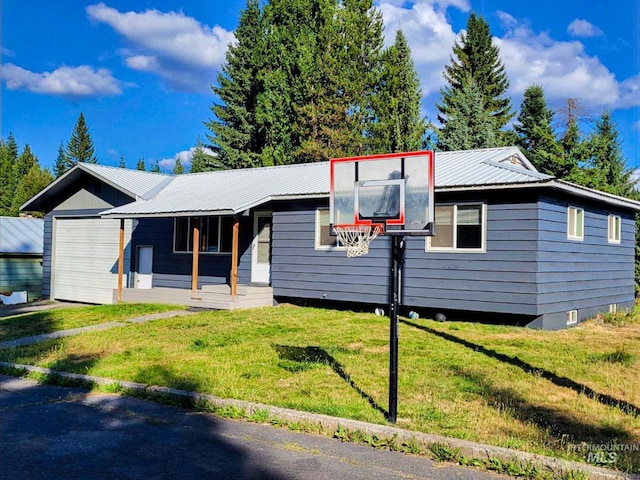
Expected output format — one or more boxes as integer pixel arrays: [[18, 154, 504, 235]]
[[481, 159, 550, 179], [180, 161, 329, 177], [79, 162, 171, 178]]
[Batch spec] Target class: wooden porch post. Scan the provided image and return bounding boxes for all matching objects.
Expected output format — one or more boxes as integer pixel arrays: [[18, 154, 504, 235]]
[[191, 218, 200, 298], [117, 218, 125, 303], [230, 215, 240, 300]]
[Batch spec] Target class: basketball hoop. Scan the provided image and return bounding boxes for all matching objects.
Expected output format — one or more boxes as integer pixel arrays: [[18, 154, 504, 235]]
[[334, 224, 382, 257]]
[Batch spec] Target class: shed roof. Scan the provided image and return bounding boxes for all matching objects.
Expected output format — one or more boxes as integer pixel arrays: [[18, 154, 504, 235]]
[[0, 217, 44, 254], [21, 162, 172, 212]]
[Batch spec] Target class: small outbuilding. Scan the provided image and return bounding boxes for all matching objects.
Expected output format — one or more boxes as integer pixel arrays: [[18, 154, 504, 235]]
[[0, 216, 44, 302]]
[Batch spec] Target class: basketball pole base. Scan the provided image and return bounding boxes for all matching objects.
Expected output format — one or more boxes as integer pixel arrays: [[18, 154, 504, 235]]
[[388, 235, 404, 424]]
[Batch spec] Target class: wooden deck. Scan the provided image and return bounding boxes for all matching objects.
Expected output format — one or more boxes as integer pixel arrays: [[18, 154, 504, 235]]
[[118, 284, 274, 310]]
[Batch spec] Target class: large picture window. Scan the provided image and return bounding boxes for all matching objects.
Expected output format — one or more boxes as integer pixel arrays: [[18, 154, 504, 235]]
[[173, 217, 233, 253], [426, 203, 485, 251]]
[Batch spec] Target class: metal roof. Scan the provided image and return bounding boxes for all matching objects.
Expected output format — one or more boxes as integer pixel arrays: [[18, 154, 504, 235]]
[[101, 162, 329, 217], [0, 217, 44, 254]]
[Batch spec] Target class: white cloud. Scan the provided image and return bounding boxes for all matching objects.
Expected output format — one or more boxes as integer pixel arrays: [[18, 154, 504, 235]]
[[379, 0, 469, 97], [2, 46, 15, 58], [86, 3, 235, 92], [1, 63, 122, 97], [157, 146, 217, 171], [567, 19, 604, 38], [496, 19, 638, 109]]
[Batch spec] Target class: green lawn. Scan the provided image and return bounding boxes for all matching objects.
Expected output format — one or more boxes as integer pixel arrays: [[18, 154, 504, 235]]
[[0, 304, 180, 341], [1, 304, 638, 472]]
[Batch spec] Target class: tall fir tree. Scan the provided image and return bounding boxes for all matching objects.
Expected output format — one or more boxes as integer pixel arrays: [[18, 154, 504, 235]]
[[150, 159, 161, 173], [437, 76, 497, 151], [66, 113, 97, 165], [437, 13, 513, 149], [207, 0, 265, 169], [173, 157, 185, 175], [373, 29, 426, 153], [136, 158, 146, 171], [0, 134, 19, 215], [119, 154, 126, 168], [514, 85, 563, 175], [54, 142, 70, 177], [581, 109, 635, 197], [190, 137, 221, 172]]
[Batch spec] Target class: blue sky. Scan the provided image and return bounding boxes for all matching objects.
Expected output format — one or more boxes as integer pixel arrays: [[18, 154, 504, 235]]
[[1, 0, 638, 173]]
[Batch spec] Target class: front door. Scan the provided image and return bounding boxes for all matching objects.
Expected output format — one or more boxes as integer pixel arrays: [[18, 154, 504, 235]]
[[137, 246, 153, 289], [251, 212, 272, 284]]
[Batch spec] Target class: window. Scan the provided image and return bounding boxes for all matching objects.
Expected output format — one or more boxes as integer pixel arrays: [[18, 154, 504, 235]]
[[315, 209, 343, 250], [566, 310, 578, 325], [608, 304, 618, 314], [608, 215, 621, 243], [427, 203, 485, 251], [567, 206, 584, 240], [173, 217, 233, 253]]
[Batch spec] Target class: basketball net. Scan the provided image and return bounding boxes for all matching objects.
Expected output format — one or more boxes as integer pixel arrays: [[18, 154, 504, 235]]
[[334, 225, 382, 257]]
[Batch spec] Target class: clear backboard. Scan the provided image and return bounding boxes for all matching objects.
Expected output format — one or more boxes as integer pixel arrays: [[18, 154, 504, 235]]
[[330, 151, 435, 236]]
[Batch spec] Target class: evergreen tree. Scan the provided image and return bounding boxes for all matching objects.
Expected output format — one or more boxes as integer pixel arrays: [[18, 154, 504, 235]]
[[437, 76, 496, 151], [173, 157, 184, 175], [150, 159, 161, 173], [437, 13, 513, 148], [207, 0, 265, 169], [11, 165, 53, 217], [136, 158, 146, 171], [581, 109, 635, 196], [54, 142, 70, 177], [373, 30, 426, 153], [66, 113, 97, 165], [119, 154, 126, 168], [0, 134, 19, 215], [190, 137, 221, 172]]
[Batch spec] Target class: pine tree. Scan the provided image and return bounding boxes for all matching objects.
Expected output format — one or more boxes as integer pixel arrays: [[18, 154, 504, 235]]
[[11, 164, 53, 217], [54, 142, 70, 177], [66, 113, 97, 165], [373, 30, 426, 153], [437, 13, 513, 148], [437, 76, 497, 151], [173, 157, 184, 175], [136, 158, 146, 171], [119, 154, 126, 168], [190, 137, 221, 172], [150, 159, 161, 173], [207, 0, 265, 169]]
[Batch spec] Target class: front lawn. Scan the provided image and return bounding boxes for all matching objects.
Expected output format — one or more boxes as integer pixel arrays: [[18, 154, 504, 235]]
[[1, 305, 638, 472], [0, 304, 180, 342]]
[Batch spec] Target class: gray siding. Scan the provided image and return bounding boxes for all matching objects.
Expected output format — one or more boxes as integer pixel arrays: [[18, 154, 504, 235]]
[[271, 197, 540, 315], [129, 216, 253, 287], [536, 195, 635, 324]]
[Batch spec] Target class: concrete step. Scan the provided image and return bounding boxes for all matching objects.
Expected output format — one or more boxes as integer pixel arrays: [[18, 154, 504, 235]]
[[200, 284, 273, 296]]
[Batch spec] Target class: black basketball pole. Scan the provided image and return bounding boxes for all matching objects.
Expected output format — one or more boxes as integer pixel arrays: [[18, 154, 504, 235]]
[[389, 234, 404, 424]]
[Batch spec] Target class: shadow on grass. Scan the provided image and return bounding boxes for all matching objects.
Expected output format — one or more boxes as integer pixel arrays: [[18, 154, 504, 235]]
[[0, 310, 59, 342], [402, 319, 640, 418], [273, 344, 388, 418], [133, 365, 202, 394]]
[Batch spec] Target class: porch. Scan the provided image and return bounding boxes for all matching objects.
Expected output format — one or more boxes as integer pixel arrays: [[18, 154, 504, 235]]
[[117, 284, 274, 310]]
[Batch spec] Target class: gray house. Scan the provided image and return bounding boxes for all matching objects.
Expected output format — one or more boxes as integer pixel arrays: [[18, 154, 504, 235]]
[[0, 216, 44, 302], [22, 147, 640, 329]]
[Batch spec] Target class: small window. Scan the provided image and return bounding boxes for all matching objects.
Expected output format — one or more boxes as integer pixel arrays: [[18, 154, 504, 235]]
[[427, 203, 485, 251], [608, 215, 621, 243], [567, 206, 584, 240], [315, 209, 342, 250], [173, 217, 233, 254], [608, 304, 617, 314], [566, 310, 578, 325]]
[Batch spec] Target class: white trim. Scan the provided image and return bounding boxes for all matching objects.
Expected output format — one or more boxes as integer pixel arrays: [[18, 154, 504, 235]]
[[608, 304, 618, 314], [315, 208, 345, 251], [567, 206, 584, 241], [566, 310, 578, 325], [607, 214, 621, 244], [426, 203, 486, 253]]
